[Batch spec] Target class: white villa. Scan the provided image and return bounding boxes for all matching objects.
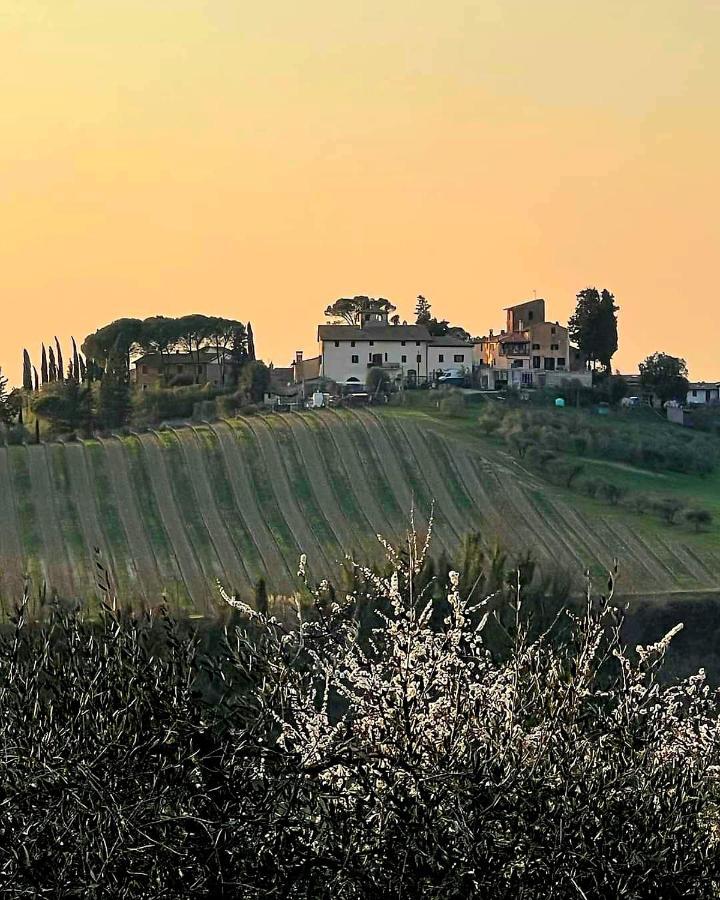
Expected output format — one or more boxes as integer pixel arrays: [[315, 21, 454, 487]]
[[686, 382, 720, 405], [317, 308, 472, 386]]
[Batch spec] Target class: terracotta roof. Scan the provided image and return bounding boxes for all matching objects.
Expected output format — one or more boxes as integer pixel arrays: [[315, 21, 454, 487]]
[[429, 336, 474, 347], [134, 350, 220, 367], [269, 367, 294, 385], [318, 324, 431, 341], [503, 298, 544, 309], [498, 331, 530, 344]]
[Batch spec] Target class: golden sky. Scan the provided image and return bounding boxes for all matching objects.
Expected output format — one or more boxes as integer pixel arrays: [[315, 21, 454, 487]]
[[1, 0, 718, 385]]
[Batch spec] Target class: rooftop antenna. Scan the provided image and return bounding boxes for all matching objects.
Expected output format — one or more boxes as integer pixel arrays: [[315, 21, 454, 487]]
[[533, 289, 537, 299]]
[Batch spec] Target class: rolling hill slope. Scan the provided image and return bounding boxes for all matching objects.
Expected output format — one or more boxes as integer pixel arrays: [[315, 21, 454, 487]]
[[0, 408, 718, 614]]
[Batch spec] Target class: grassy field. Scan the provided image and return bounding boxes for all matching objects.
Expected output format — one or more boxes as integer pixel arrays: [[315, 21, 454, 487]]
[[0, 405, 718, 610]]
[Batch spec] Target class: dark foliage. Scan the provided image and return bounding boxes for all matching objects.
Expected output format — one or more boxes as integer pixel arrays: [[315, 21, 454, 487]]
[[1, 535, 719, 898]]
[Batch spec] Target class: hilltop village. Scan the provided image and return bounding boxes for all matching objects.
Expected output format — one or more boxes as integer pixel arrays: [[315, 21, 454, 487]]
[[0, 289, 716, 440], [274, 294, 591, 406]]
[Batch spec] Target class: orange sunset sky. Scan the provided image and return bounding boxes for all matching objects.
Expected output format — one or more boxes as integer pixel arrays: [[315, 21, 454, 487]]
[[1, 0, 719, 386]]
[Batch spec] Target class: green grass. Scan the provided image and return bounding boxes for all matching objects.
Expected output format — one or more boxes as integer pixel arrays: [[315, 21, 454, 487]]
[[304, 415, 366, 525], [84, 441, 131, 556], [153, 430, 216, 567], [47, 445, 88, 564], [268, 417, 338, 549], [189, 426, 263, 573], [225, 419, 300, 561], [7, 447, 42, 584], [121, 435, 175, 570], [8, 448, 41, 558]]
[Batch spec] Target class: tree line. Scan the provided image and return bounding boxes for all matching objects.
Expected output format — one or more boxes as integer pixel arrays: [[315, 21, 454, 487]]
[[2, 314, 263, 440]]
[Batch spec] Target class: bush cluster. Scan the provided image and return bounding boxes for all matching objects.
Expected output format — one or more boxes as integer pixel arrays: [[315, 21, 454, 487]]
[[1, 535, 720, 898], [494, 407, 718, 477]]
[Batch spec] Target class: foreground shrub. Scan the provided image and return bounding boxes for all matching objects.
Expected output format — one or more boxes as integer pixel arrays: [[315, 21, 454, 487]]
[[685, 507, 714, 532], [1, 533, 719, 897]]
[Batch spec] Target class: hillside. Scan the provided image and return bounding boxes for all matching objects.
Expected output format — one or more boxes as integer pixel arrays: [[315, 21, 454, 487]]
[[0, 407, 718, 615]]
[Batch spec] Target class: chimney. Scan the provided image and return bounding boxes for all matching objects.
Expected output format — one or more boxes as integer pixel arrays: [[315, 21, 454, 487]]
[[295, 350, 303, 364]]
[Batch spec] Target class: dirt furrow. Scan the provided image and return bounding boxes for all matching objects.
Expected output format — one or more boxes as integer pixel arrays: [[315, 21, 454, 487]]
[[476, 464, 559, 566], [174, 427, 254, 598], [600, 519, 669, 590], [369, 414, 458, 556], [303, 412, 380, 559], [358, 410, 430, 536], [64, 442, 133, 599], [0, 448, 25, 599], [390, 417, 471, 544], [280, 413, 362, 558], [544, 498, 615, 575], [655, 535, 715, 586], [209, 421, 296, 592], [240, 415, 332, 579], [27, 445, 76, 598], [101, 437, 165, 602], [139, 433, 213, 613], [447, 447, 512, 546], [45, 444, 96, 599], [308, 411, 394, 553], [519, 489, 598, 573], [347, 410, 414, 529]]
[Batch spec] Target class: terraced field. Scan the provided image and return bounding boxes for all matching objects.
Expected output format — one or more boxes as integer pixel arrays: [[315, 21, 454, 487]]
[[0, 408, 718, 614]]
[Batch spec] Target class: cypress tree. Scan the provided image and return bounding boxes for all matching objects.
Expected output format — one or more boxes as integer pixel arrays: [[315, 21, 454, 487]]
[[78, 354, 87, 383], [22, 350, 33, 391], [247, 322, 256, 361], [55, 338, 64, 382], [48, 346, 58, 382], [41, 345, 48, 385], [33, 367, 39, 392], [98, 347, 131, 428], [72, 338, 80, 384]]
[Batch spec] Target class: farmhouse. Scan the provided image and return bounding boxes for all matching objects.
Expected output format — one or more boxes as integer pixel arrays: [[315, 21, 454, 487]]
[[473, 298, 587, 389], [132, 349, 231, 389], [317, 308, 472, 386]]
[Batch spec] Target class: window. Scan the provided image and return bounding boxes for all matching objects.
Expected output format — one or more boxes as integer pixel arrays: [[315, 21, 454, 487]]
[[511, 359, 524, 368], [416, 341, 421, 346], [692, 390, 697, 397], [438, 354, 444, 363], [401, 341, 406, 346], [557, 357, 566, 367], [528, 311, 534, 320], [453, 354, 464, 363], [550, 343, 559, 350], [416, 354, 421, 363], [521, 372, 533, 385], [141, 365, 148, 374], [401, 355, 407, 363], [351, 340, 356, 347], [532, 343, 540, 350], [384, 353, 388, 362], [368, 353, 373, 362], [334, 341, 339, 347], [551, 326, 556, 334], [351, 355, 359, 364], [369, 340, 374, 346], [532, 356, 541, 369]]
